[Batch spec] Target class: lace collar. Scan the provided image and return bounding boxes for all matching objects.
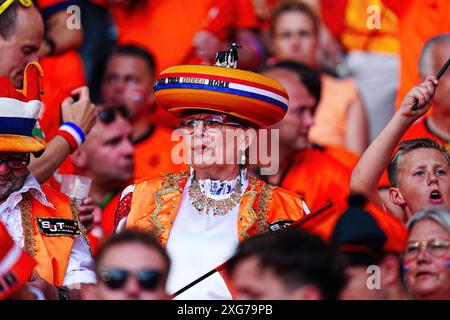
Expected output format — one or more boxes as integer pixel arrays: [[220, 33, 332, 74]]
[[189, 167, 247, 197]]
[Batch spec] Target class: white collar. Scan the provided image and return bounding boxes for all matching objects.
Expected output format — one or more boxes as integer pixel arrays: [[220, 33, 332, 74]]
[[190, 168, 248, 197], [0, 174, 55, 213]]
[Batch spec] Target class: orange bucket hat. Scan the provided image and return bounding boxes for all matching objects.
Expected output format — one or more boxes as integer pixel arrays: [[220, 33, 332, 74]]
[[153, 46, 289, 127]]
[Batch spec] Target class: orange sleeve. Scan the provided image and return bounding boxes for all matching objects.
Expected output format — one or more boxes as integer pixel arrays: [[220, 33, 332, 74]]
[[381, 0, 411, 18], [320, 0, 348, 39], [236, 0, 261, 30]]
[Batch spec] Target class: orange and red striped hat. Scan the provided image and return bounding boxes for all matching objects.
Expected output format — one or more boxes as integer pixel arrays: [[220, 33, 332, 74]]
[[154, 65, 289, 127]]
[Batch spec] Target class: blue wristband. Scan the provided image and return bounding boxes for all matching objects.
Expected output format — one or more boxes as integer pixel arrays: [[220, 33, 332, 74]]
[[61, 122, 85, 144]]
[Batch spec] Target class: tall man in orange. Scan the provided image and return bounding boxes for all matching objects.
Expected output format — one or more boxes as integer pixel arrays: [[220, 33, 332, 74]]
[[0, 63, 95, 300], [102, 45, 186, 180], [261, 61, 353, 213]]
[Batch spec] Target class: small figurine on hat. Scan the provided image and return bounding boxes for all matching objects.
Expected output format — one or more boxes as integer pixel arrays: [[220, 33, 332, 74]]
[[214, 43, 242, 69]]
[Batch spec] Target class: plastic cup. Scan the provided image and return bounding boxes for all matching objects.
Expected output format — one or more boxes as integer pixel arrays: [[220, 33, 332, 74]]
[[60, 174, 92, 206]]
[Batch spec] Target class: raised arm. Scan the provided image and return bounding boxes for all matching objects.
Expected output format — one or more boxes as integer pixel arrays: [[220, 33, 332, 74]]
[[345, 93, 369, 156], [350, 76, 438, 207], [29, 87, 96, 183]]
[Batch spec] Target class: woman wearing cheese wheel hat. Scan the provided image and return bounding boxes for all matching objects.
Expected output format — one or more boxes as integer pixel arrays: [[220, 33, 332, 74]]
[[114, 45, 308, 299]]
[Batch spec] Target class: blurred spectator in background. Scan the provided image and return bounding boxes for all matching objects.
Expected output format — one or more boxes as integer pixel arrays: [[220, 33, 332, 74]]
[[101, 45, 186, 180], [74, 0, 116, 103], [400, 34, 450, 148], [350, 75, 448, 222], [71, 106, 134, 254], [268, 1, 368, 156], [381, 0, 450, 112], [82, 230, 170, 300], [331, 195, 409, 300], [227, 228, 347, 300], [35, 0, 87, 142], [260, 61, 353, 213], [321, 0, 400, 141], [404, 208, 450, 300], [91, 0, 263, 72], [0, 0, 96, 184], [90, 0, 265, 128]]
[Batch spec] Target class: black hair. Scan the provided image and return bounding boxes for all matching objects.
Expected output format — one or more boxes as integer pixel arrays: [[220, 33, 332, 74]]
[[109, 44, 156, 77], [265, 60, 322, 106], [95, 230, 171, 273], [227, 228, 347, 300]]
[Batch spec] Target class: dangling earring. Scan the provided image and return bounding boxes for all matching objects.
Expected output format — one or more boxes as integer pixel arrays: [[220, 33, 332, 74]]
[[240, 152, 246, 165]]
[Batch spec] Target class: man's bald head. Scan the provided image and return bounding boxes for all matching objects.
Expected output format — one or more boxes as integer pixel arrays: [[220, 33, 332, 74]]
[[0, 2, 43, 88], [418, 34, 450, 110], [419, 34, 450, 78]]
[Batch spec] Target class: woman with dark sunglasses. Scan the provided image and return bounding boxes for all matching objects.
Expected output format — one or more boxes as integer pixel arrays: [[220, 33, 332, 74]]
[[114, 53, 309, 299]]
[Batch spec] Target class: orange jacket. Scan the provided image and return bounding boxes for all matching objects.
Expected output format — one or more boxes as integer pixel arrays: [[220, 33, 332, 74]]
[[21, 186, 83, 286], [117, 171, 306, 245], [280, 148, 352, 213]]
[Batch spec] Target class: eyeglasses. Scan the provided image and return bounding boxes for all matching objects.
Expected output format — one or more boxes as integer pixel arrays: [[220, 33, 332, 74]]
[[98, 269, 164, 291], [0, 157, 30, 169], [404, 239, 450, 261], [0, 0, 32, 15], [97, 106, 131, 124], [179, 115, 242, 134]]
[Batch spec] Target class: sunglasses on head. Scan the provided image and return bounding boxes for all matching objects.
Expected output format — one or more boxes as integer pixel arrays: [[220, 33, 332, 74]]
[[97, 106, 131, 124], [98, 269, 164, 290], [0, 0, 32, 15]]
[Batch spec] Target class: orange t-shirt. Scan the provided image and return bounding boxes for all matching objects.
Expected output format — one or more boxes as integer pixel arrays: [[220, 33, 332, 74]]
[[39, 52, 86, 139], [281, 148, 352, 213], [323, 145, 359, 170], [308, 74, 358, 148], [338, 0, 399, 54], [378, 117, 448, 188], [91, 0, 259, 73], [134, 126, 188, 180], [382, 0, 450, 109], [36, 0, 87, 139]]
